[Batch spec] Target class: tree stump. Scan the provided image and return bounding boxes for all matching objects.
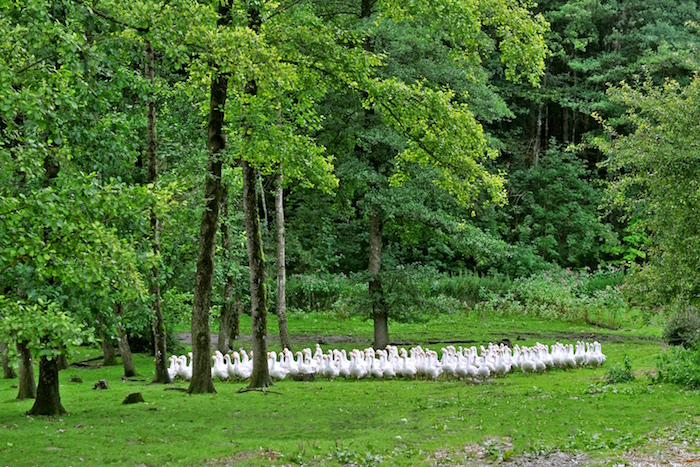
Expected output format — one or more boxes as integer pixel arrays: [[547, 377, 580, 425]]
[[122, 393, 145, 404], [93, 379, 109, 390]]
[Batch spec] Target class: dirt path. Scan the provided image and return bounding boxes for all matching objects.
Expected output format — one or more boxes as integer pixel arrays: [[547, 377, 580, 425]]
[[428, 436, 700, 466]]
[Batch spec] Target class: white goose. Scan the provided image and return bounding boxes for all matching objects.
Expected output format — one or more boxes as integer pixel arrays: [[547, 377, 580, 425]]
[[233, 352, 252, 380], [269, 352, 289, 381], [167, 355, 179, 381], [211, 352, 229, 380], [379, 351, 395, 379]]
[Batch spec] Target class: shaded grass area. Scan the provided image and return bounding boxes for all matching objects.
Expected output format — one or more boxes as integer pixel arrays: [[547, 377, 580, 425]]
[[1, 312, 697, 467]]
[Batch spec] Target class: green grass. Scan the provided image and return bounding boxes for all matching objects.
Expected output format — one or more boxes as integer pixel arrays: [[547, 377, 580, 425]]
[[1, 311, 697, 467]]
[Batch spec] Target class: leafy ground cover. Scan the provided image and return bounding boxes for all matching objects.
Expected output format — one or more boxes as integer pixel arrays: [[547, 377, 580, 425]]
[[1, 311, 698, 466]]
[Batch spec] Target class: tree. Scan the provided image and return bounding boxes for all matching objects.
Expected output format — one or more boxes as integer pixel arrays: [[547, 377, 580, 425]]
[[275, 167, 292, 351], [0, 299, 93, 415], [599, 76, 700, 307], [217, 186, 244, 354], [0, 0, 150, 412], [0, 340, 16, 379], [316, 0, 547, 347], [188, 0, 231, 394], [499, 141, 618, 267]]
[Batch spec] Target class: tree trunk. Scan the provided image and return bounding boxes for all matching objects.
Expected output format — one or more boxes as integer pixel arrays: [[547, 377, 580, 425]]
[[1, 339, 16, 379], [217, 304, 231, 354], [16, 340, 36, 400], [57, 354, 68, 371], [188, 2, 232, 393], [276, 168, 292, 351], [145, 39, 171, 384], [114, 303, 137, 378], [369, 214, 389, 349], [27, 355, 66, 416], [562, 107, 570, 144], [258, 173, 268, 231], [243, 159, 272, 388], [231, 299, 241, 344], [218, 187, 237, 354], [96, 313, 119, 366], [533, 103, 543, 166], [101, 333, 119, 366], [242, 4, 271, 390]]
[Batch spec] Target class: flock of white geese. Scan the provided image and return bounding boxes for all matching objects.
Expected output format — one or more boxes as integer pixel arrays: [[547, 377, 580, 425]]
[[168, 341, 606, 382]]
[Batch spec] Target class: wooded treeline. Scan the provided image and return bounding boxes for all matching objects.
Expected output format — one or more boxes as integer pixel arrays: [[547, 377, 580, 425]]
[[1, 0, 699, 411]]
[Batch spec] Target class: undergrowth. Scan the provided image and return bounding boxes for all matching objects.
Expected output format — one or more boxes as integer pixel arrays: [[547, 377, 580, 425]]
[[606, 355, 635, 384], [476, 266, 625, 325], [655, 344, 700, 389]]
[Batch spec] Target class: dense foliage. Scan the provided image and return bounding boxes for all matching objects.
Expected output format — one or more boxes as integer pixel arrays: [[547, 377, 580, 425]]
[[1, 0, 700, 407]]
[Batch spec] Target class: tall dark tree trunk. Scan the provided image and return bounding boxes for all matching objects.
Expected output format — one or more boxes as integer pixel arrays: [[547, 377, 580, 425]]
[[562, 106, 570, 144], [16, 340, 36, 400], [27, 355, 65, 416], [1, 339, 16, 379], [218, 187, 239, 354], [145, 38, 171, 384], [114, 303, 137, 378], [243, 160, 272, 388], [369, 214, 389, 349], [188, 2, 232, 395], [275, 168, 292, 351], [242, 2, 271, 390], [359, 0, 387, 350]]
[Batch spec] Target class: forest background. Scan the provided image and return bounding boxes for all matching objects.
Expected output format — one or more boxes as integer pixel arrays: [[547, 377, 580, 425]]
[[1, 0, 700, 410]]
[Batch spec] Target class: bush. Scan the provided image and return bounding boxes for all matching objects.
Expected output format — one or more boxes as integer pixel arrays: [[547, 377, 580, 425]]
[[655, 344, 700, 389], [432, 271, 511, 306], [475, 266, 626, 324], [284, 272, 356, 312], [663, 307, 700, 348], [606, 356, 635, 384], [331, 264, 466, 323]]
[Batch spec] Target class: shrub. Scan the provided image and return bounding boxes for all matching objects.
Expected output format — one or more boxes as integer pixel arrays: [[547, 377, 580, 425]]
[[432, 271, 511, 306], [284, 272, 356, 312], [655, 344, 700, 389], [475, 266, 625, 324], [332, 264, 465, 323], [663, 307, 700, 348], [606, 356, 635, 384]]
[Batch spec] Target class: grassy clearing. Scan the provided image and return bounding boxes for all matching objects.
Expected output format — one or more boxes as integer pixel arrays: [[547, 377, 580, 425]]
[[1, 311, 698, 467]]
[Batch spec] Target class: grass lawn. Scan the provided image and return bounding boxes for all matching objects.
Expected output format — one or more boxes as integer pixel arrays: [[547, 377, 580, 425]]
[[1, 310, 699, 466]]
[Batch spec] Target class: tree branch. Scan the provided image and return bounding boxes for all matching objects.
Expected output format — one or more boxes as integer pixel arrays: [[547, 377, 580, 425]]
[[91, 7, 149, 33], [264, 0, 305, 23]]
